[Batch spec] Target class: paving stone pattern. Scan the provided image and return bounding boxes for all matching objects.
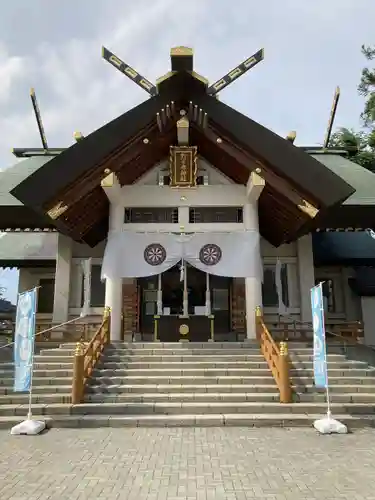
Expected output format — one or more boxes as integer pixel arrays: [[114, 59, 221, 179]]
[[0, 427, 375, 499]]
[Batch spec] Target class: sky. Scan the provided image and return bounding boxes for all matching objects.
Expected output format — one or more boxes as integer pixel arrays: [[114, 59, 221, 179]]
[[0, 0, 374, 303]]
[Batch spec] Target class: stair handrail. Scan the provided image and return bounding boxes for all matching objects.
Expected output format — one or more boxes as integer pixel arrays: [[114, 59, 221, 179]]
[[71, 307, 111, 404], [255, 307, 292, 403], [272, 315, 363, 344]]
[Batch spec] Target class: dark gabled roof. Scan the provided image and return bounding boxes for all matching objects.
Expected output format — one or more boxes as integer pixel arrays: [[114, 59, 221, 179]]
[[12, 72, 354, 214], [312, 154, 375, 205], [5, 52, 358, 246], [12, 97, 161, 209], [0, 156, 57, 229], [311, 154, 375, 231], [0, 156, 52, 206], [192, 95, 354, 209]]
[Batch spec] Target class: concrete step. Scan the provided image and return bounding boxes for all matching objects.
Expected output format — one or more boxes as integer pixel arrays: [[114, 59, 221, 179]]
[[85, 392, 281, 403], [75, 401, 375, 416], [91, 367, 374, 378], [0, 381, 71, 392], [107, 342, 260, 349], [101, 353, 348, 362], [33, 355, 74, 363], [86, 384, 279, 394], [87, 375, 277, 386], [2, 401, 375, 417], [290, 361, 368, 369], [0, 393, 71, 404], [88, 374, 375, 386], [290, 368, 375, 377], [296, 393, 375, 403], [107, 349, 263, 356], [0, 362, 74, 370], [99, 361, 271, 369], [1, 413, 374, 429], [0, 369, 73, 378], [101, 354, 268, 362], [291, 376, 375, 385], [83, 392, 375, 404], [97, 360, 363, 370], [294, 384, 375, 394], [93, 368, 276, 377]]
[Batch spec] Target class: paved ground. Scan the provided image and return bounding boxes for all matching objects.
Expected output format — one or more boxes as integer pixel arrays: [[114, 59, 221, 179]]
[[0, 427, 375, 500]]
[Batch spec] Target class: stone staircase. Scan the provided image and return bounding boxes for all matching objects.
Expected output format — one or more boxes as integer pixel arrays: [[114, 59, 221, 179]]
[[1, 341, 375, 428]]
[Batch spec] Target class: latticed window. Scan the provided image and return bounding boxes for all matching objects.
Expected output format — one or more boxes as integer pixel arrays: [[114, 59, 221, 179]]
[[189, 207, 243, 223], [124, 207, 179, 223]]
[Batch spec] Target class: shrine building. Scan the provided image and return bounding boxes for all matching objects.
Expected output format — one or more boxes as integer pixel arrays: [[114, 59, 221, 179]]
[[1, 46, 375, 344]]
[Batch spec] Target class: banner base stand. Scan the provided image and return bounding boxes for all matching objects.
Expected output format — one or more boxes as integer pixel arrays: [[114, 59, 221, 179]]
[[313, 412, 348, 435], [11, 418, 46, 436]]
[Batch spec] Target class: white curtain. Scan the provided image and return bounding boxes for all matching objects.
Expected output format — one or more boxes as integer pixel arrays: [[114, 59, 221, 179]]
[[101, 232, 182, 279], [102, 231, 262, 280], [184, 231, 262, 278]]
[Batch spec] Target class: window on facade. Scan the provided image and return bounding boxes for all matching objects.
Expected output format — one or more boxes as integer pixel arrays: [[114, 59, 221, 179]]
[[81, 265, 105, 308], [189, 207, 243, 223], [262, 264, 289, 308], [37, 278, 55, 313], [124, 207, 179, 223]]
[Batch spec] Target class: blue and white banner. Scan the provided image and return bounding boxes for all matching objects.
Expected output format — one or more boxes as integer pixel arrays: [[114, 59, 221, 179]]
[[13, 289, 37, 392], [311, 283, 328, 389]]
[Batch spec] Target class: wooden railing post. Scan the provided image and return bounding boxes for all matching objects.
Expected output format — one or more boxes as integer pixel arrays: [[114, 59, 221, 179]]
[[153, 315, 160, 342], [103, 306, 111, 344], [72, 342, 85, 404], [279, 341, 292, 403]]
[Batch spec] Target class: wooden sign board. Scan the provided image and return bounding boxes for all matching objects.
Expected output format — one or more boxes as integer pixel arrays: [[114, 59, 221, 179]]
[[169, 146, 197, 187]]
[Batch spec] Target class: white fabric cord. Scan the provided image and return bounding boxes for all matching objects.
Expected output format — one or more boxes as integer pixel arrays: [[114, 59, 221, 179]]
[[276, 258, 288, 316]]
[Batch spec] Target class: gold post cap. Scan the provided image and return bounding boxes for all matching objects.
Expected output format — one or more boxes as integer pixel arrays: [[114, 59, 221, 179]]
[[170, 46, 193, 57], [74, 131, 84, 141], [75, 342, 84, 356], [286, 131, 297, 142], [279, 341, 288, 355]]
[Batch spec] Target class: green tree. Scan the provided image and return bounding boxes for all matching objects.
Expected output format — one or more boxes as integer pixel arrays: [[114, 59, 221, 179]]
[[330, 45, 375, 172]]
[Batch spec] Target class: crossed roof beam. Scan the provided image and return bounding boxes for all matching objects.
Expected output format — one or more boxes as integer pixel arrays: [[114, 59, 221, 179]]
[[101, 46, 264, 97]]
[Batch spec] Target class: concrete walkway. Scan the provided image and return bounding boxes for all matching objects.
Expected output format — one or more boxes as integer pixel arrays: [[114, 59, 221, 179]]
[[0, 427, 374, 499]]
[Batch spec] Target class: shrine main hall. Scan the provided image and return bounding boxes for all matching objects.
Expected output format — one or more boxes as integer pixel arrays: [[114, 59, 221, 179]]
[[1, 46, 375, 345]]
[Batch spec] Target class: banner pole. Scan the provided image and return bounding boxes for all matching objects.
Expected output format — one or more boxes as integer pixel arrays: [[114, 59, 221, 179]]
[[11, 286, 45, 435], [319, 282, 332, 419], [27, 287, 38, 420]]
